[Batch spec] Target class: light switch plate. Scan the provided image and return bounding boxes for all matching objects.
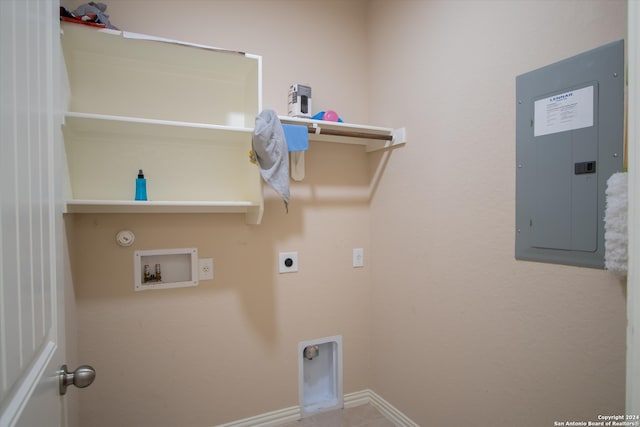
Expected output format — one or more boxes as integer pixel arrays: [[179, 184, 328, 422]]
[[353, 248, 364, 268]]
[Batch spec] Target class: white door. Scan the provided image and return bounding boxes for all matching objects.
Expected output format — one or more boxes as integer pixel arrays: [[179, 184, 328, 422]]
[[0, 1, 70, 426]]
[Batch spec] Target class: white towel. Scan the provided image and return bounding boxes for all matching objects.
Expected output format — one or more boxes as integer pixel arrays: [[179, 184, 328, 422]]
[[604, 172, 628, 276]]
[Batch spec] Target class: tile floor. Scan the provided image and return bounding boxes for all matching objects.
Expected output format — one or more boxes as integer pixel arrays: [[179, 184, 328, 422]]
[[281, 404, 396, 427]]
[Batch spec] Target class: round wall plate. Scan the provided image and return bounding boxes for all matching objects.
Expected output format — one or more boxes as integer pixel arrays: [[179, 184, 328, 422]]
[[116, 230, 135, 247]]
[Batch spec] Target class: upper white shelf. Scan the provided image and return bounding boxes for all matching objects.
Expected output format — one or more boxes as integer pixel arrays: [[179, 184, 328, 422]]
[[64, 112, 253, 143], [278, 116, 406, 152]]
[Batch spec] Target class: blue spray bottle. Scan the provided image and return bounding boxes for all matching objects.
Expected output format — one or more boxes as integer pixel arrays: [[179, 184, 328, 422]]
[[135, 169, 147, 201]]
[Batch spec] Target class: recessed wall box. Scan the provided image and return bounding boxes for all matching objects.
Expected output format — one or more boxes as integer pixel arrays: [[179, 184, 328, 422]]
[[298, 335, 343, 418], [134, 248, 198, 291], [515, 40, 624, 268]]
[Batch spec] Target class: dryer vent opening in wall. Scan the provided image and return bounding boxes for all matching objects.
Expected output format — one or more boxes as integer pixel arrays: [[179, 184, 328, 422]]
[[298, 336, 343, 418]]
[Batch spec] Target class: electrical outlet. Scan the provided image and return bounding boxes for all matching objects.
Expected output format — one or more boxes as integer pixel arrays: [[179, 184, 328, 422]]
[[353, 248, 364, 268], [198, 258, 214, 280], [279, 252, 298, 273]]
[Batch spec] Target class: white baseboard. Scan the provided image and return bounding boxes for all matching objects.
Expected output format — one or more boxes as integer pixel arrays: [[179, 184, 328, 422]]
[[214, 389, 418, 427], [343, 389, 372, 408], [362, 389, 419, 427]]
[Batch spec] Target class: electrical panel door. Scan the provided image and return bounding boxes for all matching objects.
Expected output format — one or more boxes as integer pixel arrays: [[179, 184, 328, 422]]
[[515, 40, 624, 268]]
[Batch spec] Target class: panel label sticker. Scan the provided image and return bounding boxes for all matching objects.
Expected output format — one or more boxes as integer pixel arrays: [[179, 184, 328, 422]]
[[534, 85, 594, 137]]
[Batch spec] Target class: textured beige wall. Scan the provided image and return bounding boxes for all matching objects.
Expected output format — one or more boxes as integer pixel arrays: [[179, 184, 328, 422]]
[[64, 0, 628, 426], [367, 1, 627, 426], [64, 1, 373, 426]]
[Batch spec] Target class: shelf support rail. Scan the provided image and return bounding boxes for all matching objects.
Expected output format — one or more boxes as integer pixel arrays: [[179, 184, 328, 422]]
[[300, 123, 406, 152], [303, 122, 391, 141]]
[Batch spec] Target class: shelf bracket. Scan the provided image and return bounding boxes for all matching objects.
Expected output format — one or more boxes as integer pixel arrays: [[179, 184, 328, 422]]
[[365, 127, 407, 152]]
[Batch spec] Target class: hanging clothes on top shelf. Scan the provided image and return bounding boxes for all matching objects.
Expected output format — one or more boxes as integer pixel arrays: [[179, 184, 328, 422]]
[[251, 110, 290, 212]]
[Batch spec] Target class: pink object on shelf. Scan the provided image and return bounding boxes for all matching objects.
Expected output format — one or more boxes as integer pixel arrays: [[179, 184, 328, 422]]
[[323, 110, 339, 122]]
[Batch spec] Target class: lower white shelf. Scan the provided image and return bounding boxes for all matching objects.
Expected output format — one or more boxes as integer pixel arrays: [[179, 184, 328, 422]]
[[62, 112, 264, 224], [64, 200, 263, 223]]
